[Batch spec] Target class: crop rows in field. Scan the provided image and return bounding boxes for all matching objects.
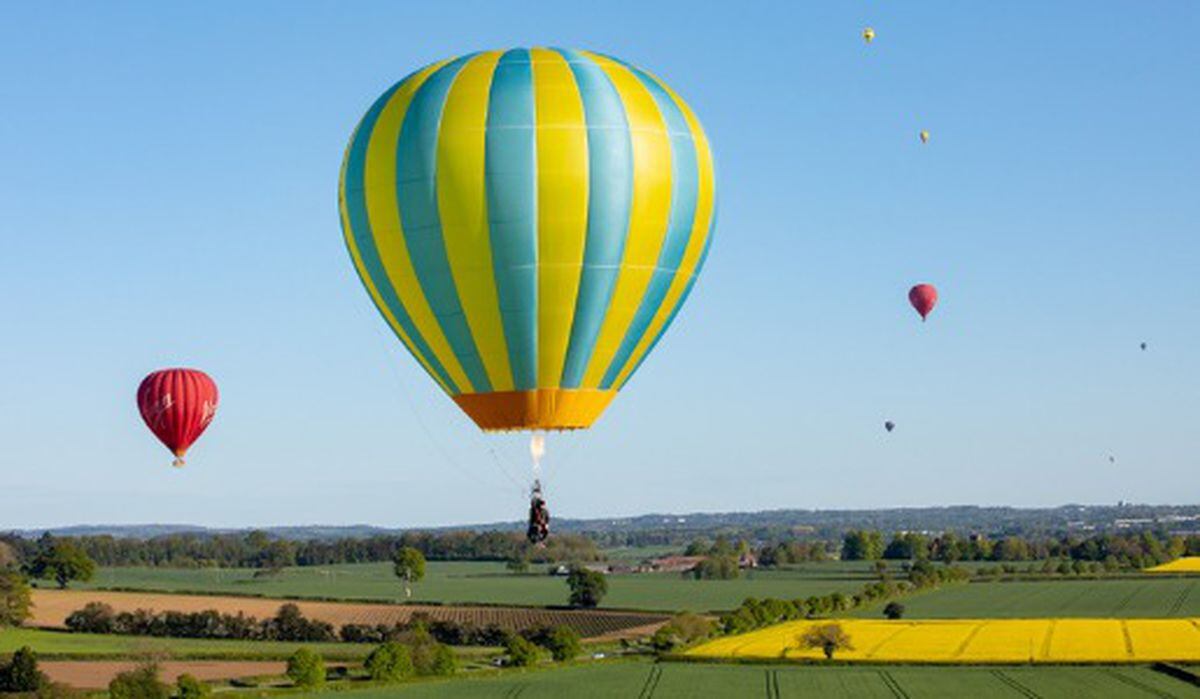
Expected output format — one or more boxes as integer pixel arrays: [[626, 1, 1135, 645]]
[[864, 577, 1200, 619], [298, 662, 1200, 698], [28, 590, 668, 640], [688, 618, 1200, 663], [83, 562, 869, 612]]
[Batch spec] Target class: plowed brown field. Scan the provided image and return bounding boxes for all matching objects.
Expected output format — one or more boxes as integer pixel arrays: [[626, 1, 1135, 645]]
[[40, 660, 296, 689], [29, 590, 666, 640]]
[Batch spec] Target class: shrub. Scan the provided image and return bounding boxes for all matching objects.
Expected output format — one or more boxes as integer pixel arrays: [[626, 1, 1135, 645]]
[[65, 602, 116, 634], [267, 604, 335, 642], [0, 646, 47, 693], [543, 626, 582, 662], [174, 674, 210, 699], [285, 649, 325, 689], [651, 612, 715, 651], [108, 662, 169, 699], [883, 602, 905, 620], [405, 625, 456, 677], [428, 644, 457, 677], [365, 642, 413, 683], [504, 634, 541, 667]]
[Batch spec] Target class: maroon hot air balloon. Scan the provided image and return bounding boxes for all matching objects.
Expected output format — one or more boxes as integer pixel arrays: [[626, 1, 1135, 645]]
[[908, 283, 938, 322], [137, 368, 219, 467]]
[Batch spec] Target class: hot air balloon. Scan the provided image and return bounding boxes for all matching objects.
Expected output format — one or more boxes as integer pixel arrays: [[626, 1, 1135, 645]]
[[884, 420, 895, 433], [919, 130, 930, 144], [339, 48, 716, 433], [137, 368, 218, 467], [908, 283, 938, 322], [1140, 342, 1148, 351], [863, 27, 876, 44]]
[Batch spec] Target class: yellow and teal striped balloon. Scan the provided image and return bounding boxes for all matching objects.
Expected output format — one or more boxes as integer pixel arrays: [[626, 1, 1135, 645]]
[[338, 48, 716, 431]]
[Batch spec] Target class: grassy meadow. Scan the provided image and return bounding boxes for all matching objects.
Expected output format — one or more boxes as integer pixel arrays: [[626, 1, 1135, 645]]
[[858, 577, 1200, 619], [74, 561, 871, 612]]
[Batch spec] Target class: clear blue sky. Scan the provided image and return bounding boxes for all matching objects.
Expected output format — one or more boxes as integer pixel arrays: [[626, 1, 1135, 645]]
[[2, 2, 1197, 529]]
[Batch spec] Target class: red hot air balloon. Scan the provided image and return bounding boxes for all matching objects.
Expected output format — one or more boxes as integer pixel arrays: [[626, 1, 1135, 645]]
[[908, 283, 938, 322], [137, 368, 219, 467]]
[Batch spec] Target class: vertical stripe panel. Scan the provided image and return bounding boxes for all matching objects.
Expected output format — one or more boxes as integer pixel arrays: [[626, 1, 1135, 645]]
[[578, 52, 673, 389], [611, 68, 717, 388], [599, 65, 699, 388], [396, 54, 494, 393], [556, 49, 634, 389], [436, 51, 515, 392], [531, 48, 588, 389], [618, 201, 716, 390], [485, 49, 538, 391], [362, 61, 474, 393], [340, 71, 459, 394]]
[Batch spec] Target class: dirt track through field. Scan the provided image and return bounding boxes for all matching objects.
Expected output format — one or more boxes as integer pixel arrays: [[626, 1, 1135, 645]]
[[40, 661, 288, 689], [29, 589, 667, 640]]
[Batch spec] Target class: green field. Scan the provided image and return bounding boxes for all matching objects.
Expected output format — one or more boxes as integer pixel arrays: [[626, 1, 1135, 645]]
[[858, 578, 1200, 618], [78, 562, 871, 612], [0, 628, 372, 661], [298, 661, 1200, 698]]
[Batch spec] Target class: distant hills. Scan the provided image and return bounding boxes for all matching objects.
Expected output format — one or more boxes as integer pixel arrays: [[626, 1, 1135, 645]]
[[8, 503, 1199, 540]]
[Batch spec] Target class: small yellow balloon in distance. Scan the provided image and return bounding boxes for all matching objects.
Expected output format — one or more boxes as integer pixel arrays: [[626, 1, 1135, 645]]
[[919, 129, 930, 144], [863, 27, 876, 44]]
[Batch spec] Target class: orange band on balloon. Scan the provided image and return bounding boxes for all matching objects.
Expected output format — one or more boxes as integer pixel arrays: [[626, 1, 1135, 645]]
[[452, 389, 617, 431]]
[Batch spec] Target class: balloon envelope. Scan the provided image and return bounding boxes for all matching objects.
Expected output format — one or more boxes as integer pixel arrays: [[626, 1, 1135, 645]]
[[339, 48, 717, 431], [884, 420, 895, 432], [908, 283, 938, 321], [137, 368, 218, 465]]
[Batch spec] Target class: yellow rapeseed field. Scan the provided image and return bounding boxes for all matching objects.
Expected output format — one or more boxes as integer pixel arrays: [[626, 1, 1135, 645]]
[[1145, 557, 1200, 573], [686, 618, 1200, 663]]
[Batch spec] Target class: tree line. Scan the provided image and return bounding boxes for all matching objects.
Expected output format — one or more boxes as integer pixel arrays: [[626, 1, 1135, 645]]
[[0, 530, 599, 570], [66, 601, 337, 642], [836, 529, 1200, 568]]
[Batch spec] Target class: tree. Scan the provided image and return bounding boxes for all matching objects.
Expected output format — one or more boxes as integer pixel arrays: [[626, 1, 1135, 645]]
[[108, 662, 169, 699], [393, 547, 426, 599], [0, 646, 47, 693], [883, 602, 905, 620], [0, 541, 18, 569], [566, 567, 607, 608], [175, 674, 211, 699], [543, 625, 582, 662], [0, 570, 33, 627], [883, 533, 928, 560], [503, 634, 541, 667], [799, 623, 854, 660], [286, 648, 325, 689], [365, 641, 413, 682], [691, 555, 739, 580], [25, 540, 96, 589], [841, 531, 884, 561]]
